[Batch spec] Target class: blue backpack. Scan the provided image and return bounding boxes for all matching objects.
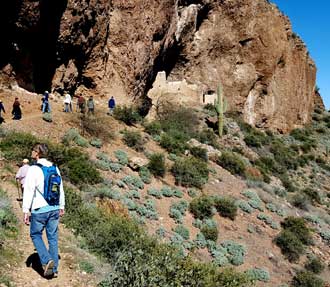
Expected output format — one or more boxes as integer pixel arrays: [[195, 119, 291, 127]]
[[35, 163, 61, 206]]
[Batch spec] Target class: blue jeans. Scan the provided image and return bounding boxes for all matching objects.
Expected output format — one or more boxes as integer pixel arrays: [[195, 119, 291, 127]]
[[30, 210, 59, 272]]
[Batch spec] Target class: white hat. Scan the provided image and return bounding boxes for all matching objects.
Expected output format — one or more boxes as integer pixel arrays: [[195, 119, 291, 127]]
[[22, 158, 29, 164]]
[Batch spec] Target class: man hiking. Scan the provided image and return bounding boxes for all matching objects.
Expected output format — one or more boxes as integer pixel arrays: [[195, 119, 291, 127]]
[[108, 96, 115, 115], [22, 143, 65, 278], [87, 95, 95, 114], [12, 97, 22, 120]]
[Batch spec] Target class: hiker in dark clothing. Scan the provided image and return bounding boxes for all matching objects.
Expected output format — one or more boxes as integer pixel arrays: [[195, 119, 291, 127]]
[[42, 91, 51, 113], [12, 97, 22, 120], [87, 96, 95, 114], [0, 100, 5, 117], [108, 96, 115, 115], [77, 95, 86, 113]]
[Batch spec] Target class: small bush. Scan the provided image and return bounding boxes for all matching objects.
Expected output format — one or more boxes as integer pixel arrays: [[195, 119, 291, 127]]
[[190, 146, 208, 162], [245, 268, 270, 282], [302, 188, 322, 205], [139, 166, 152, 184], [305, 257, 325, 274], [292, 271, 325, 287], [173, 225, 190, 240], [148, 153, 166, 177], [197, 129, 219, 148], [201, 225, 218, 242], [172, 156, 209, 188], [216, 151, 246, 177], [275, 230, 305, 262], [90, 138, 103, 148], [114, 150, 128, 165], [214, 197, 237, 220], [189, 196, 214, 219], [113, 105, 141, 125], [144, 121, 162, 136], [160, 132, 187, 155], [281, 217, 313, 245], [79, 261, 94, 274], [42, 112, 52, 122], [122, 130, 144, 151]]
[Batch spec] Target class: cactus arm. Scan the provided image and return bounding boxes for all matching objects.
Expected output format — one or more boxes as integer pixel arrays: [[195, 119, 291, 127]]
[[214, 84, 227, 137]]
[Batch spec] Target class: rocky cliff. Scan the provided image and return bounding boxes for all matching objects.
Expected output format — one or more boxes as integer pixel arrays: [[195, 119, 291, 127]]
[[0, 0, 322, 132]]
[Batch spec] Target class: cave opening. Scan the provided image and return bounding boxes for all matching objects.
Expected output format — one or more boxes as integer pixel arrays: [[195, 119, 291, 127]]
[[6, 0, 68, 93]]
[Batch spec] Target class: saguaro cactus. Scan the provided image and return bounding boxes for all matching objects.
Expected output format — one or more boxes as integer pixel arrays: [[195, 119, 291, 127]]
[[214, 85, 227, 137]]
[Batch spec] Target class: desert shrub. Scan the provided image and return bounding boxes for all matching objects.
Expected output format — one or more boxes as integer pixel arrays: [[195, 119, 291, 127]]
[[279, 174, 297, 193], [78, 114, 114, 140], [42, 112, 52, 122], [281, 217, 313, 245], [270, 140, 299, 170], [122, 175, 144, 190], [304, 257, 325, 274], [139, 166, 152, 184], [160, 132, 188, 155], [190, 146, 208, 162], [216, 151, 246, 177], [143, 121, 162, 136], [0, 132, 38, 161], [214, 197, 237, 220], [90, 138, 103, 148], [79, 261, 94, 274], [291, 193, 310, 210], [172, 156, 209, 188], [291, 271, 324, 287], [201, 225, 218, 242], [148, 153, 166, 177], [161, 186, 174, 197], [290, 128, 313, 142], [245, 268, 270, 282], [170, 200, 189, 224], [189, 196, 214, 219], [113, 105, 141, 125], [238, 122, 271, 147], [237, 200, 253, 214], [221, 241, 246, 266], [275, 230, 305, 262], [147, 188, 162, 199], [122, 130, 144, 151], [114, 150, 128, 165], [173, 225, 190, 240], [197, 129, 219, 148], [194, 233, 207, 248], [302, 188, 322, 205]]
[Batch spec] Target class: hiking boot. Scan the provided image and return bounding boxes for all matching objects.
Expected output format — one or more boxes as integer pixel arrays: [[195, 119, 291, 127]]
[[43, 260, 54, 277], [53, 272, 58, 278]]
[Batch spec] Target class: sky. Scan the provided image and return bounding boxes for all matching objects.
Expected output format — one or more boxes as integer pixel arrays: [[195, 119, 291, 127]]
[[270, 0, 329, 109]]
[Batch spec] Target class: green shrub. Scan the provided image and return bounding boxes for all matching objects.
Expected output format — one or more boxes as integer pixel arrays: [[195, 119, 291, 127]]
[[42, 112, 52, 122], [221, 240, 246, 266], [216, 151, 246, 177], [305, 257, 325, 274], [190, 146, 208, 162], [79, 261, 94, 274], [113, 105, 141, 125], [172, 156, 209, 188], [148, 153, 166, 177], [122, 130, 144, 151], [173, 225, 190, 240], [197, 129, 219, 148], [189, 196, 214, 219], [122, 175, 144, 190], [90, 138, 103, 148], [160, 132, 187, 155], [139, 166, 152, 184], [147, 188, 162, 199], [237, 200, 253, 214], [245, 268, 270, 282], [275, 230, 305, 262], [201, 225, 218, 242], [302, 188, 322, 204], [114, 150, 128, 165], [270, 140, 299, 170], [144, 121, 162, 136], [281, 217, 313, 245], [214, 197, 237, 220], [292, 271, 324, 287]]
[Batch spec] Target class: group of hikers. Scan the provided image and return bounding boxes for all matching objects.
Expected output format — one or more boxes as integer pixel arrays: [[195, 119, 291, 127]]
[[16, 144, 65, 279], [0, 91, 116, 124]]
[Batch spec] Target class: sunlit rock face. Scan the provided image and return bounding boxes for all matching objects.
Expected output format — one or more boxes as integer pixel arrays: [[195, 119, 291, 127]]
[[0, 0, 319, 132]]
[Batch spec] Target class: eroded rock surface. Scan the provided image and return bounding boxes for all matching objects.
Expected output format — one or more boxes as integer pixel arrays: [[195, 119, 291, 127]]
[[0, 0, 322, 132]]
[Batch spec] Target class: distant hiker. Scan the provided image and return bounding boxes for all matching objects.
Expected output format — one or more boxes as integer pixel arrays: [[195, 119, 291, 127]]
[[63, 93, 72, 113], [77, 95, 86, 113], [23, 143, 65, 278], [15, 158, 30, 200], [12, 97, 22, 120], [0, 100, 5, 124], [87, 96, 95, 114], [108, 96, 115, 115], [0, 99, 5, 116], [42, 91, 51, 113]]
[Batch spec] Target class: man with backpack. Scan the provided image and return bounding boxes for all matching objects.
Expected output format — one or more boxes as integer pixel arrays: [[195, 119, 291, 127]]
[[22, 143, 65, 278]]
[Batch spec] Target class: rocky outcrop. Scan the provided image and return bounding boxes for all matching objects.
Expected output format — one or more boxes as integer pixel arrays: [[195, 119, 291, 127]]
[[0, 0, 322, 132]]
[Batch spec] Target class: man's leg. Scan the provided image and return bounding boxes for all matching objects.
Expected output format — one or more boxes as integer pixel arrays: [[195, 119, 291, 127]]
[[46, 210, 60, 273], [30, 213, 52, 266]]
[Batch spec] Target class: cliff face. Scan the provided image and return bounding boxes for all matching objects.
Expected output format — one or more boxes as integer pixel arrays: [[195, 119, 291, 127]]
[[0, 0, 321, 132]]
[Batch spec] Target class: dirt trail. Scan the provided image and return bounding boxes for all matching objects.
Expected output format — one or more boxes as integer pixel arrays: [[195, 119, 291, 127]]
[[2, 180, 100, 287]]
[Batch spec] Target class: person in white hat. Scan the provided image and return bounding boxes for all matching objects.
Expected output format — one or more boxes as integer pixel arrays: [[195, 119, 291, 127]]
[[15, 158, 30, 200]]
